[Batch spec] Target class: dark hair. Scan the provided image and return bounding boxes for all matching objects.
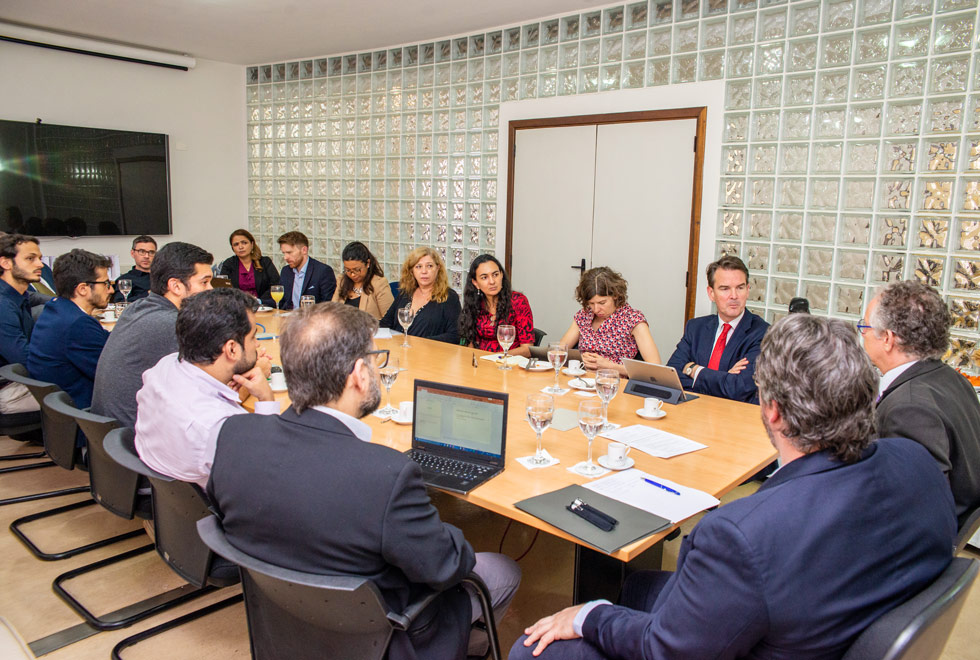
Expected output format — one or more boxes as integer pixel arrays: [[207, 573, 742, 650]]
[[706, 255, 749, 288], [52, 249, 112, 299], [870, 281, 950, 360], [277, 231, 309, 248], [338, 241, 384, 299], [0, 233, 39, 273], [176, 288, 258, 365], [575, 267, 628, 308], [280, 302, 378, 413], [131, 235, 157, 249], [459, 254, 514, 345], [149, 242, 214, 295], [754, 314, 877, 463], [230, 229, 264, 271]]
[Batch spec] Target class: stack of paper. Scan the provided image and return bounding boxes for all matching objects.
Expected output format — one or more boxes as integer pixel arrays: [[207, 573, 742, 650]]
[[598, 425, 706, 458], [479, 354, 528, 368], [583, 469, 720, 523]]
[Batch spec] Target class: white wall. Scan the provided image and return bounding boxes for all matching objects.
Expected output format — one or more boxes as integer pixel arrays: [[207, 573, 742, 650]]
[[0, 41, 245, 270]]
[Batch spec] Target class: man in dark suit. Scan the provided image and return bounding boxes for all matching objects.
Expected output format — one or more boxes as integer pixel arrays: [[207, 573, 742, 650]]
[[207, 302, 520, 660], [861, 280, 980, 528], [667, 255, 769, 403], [276, 230, 336, 309], [512, 314, 955, 660]]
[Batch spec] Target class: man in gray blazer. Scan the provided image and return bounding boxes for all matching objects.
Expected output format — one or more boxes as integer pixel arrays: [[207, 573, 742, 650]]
[[861, 280, 980, 528]]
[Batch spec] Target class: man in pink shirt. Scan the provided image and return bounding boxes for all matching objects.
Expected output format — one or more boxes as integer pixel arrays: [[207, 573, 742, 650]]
[[135, 288, 280, 488]]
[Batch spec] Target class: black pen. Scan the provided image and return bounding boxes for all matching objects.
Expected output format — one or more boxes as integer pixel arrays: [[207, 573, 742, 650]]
[[643, 477, 681, 495]]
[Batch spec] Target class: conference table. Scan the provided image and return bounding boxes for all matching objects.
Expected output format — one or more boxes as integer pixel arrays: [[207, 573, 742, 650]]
[[249, 311, 776, 601]]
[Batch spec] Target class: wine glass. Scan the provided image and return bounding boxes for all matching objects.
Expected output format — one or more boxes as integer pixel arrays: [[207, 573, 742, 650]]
[[117, 279, 132, 303], [300, 295, 315, 309], [526, 393, 554, 465], [595, 368, 621, 432], [378, 355, 400, 418], [270, 285, 284, 316], [496, 324, 516, 370], [545, 342, 567, 394], [397, 305, 414, 348], [575, 401, 605, 476]]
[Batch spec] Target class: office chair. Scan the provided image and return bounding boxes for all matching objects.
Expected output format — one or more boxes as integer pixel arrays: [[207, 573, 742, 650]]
[[197, 515, 502, 660], [841, 557, 978, 660], [955, 507, 980, 554], [0, 410, 46, 470], [532, 328, 547, 346]]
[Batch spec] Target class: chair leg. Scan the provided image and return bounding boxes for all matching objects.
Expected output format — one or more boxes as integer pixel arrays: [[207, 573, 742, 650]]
[[53, 544, 221, 631], [462, 575, 502, 660], [9, 499, 145, 560], [111, 593, 244, 659], [0, 450, 46, 462], [0, 484, 90, 507], [0, 459, 55, 473]]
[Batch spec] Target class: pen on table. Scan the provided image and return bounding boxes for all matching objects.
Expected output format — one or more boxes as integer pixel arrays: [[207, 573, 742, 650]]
[[643, 477, 681, 495]]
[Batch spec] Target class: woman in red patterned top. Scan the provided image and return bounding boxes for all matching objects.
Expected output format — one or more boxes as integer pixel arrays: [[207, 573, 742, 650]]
[[558, 266, 661, 376], [458, 254, 535, 356]]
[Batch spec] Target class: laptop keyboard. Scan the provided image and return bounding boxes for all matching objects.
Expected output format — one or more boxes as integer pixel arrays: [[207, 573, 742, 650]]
[[407, 450, 493, 480]]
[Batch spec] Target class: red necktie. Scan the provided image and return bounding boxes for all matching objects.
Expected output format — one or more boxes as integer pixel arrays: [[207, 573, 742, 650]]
[[707, 323, 731, 371]]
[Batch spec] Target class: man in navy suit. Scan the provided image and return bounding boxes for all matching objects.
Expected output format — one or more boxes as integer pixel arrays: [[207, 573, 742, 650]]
[[512, 314, 955, 660], [277, 231, 336, 309], [667, 255, 769, 403]]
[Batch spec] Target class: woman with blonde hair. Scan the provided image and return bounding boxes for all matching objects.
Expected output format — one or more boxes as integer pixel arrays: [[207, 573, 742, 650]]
[[380, 247, 461, 344], [218, 228, 280, 307]]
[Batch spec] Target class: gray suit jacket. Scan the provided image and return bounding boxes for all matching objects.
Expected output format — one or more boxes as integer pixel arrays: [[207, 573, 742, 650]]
[[876, 358, 980, 527]]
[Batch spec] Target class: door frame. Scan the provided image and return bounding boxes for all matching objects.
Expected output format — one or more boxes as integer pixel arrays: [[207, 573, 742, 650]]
[[505, 107, 707, 323]]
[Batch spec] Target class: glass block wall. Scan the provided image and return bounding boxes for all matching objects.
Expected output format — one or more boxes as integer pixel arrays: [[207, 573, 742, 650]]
[[245, 0, 980, 368]]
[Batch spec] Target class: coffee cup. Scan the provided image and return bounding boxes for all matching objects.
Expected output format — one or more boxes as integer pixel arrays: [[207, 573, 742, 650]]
[[270, 372, 287, 390], [567, 359, 583, 372], [398, 401, 414, 421], [102, 308, 116, 322], [606, 442, 631, 466], [643, 398, 664, 414]]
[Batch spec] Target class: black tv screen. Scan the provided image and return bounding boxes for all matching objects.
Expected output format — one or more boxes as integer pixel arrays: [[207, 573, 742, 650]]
[[0, 119, 172, 237]]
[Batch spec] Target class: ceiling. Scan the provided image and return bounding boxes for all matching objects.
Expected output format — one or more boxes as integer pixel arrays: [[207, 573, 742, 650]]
[[0, 0, 600, 66]]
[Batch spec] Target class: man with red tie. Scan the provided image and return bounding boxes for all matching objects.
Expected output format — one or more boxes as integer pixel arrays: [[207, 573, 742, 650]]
[[666, 255, 769, 404]]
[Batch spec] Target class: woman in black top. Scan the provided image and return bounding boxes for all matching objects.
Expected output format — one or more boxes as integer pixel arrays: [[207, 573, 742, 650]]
[[380, 247, 460, 344], [218, 229, 280, 307]]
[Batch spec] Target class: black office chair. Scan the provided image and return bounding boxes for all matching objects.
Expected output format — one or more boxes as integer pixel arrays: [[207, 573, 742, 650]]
[[532, 328, 547, 347], [955, 507, 980, 554], [842, 557, 978, 660], [0, 410, 45, 470], [197, 515, 502, 660]]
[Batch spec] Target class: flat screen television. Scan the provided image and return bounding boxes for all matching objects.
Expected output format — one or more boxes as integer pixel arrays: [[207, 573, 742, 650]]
[[0, 119, 172, 237]]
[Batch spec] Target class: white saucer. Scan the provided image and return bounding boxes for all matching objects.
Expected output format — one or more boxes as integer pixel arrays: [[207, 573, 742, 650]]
[[562, 367, 586, 376], [569, 377, 596, 391], [257, 306, 274, 312], [525, 362, 552, 372], [271, 384, 288, 393], [636, 408, 666, 420], [597, 455, 634, 471], [391, 414, 413, 425]]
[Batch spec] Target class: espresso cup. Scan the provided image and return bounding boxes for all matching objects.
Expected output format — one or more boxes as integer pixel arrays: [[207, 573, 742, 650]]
[[270, 372, 287, 390], [398, 401, 414, 420], [606, 442, 631, 466], [102, 309, 116, 322], [567, 359, 583, 372], [643, 397, 664, 413]]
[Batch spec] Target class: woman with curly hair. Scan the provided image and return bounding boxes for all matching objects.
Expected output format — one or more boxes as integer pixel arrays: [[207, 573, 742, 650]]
[[458, 254, 535, 356], [380, 247, 460, 344]]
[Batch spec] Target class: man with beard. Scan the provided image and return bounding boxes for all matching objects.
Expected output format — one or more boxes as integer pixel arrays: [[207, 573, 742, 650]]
[[0, 233, 46, 413], [207, 302, 521, 660], [134, 288, 280, 488], [512, 314, 955, 660]]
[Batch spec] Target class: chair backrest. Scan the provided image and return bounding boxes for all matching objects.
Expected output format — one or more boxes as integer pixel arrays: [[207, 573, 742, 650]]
[[197, 515, 397, 660], [532, 328, 546, 347], [389, 280, 399, 300], [0, 364, 68, 465], [103, 429, 231, 588], [842, 557, 978, 660], [955, 507, 980, 554]]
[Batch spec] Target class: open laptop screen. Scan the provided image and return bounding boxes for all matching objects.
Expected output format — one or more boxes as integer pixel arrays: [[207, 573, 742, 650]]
[[412, 380, 507, 463]]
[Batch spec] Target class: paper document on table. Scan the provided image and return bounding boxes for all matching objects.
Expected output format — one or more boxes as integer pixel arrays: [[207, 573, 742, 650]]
[[374, 328, 393, 339], [583, 469, 720, 523], [598, 425, 707, 458], [479, 354, 528, 368]]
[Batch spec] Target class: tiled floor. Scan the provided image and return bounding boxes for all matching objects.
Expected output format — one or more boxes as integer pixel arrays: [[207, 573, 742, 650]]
[[1, 435, 977, 659]]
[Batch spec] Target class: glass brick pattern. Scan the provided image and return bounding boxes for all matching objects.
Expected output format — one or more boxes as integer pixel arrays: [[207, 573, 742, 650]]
[[245, 1, 980, 369]]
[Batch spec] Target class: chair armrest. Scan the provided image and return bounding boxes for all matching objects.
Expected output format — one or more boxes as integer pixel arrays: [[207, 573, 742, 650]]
[[386, 589, 442, 631]]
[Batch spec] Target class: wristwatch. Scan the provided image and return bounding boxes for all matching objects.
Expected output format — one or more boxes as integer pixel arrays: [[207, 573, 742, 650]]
[[683, 362, 696, 377]]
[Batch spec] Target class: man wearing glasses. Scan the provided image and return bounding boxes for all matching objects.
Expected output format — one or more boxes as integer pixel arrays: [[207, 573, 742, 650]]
[[27, 249, 113, 410], [112, 235, 157, 302]]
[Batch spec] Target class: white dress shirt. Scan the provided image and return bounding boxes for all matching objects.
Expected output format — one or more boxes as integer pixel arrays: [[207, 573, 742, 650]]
[[691, 310, 745, 384], [311, 404, 373, 442], [878, 360, 918, 396]]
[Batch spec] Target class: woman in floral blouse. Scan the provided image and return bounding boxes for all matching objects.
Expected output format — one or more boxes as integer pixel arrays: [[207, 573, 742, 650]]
[[458, 254, 535, 356], [558, 266, 661, 375]]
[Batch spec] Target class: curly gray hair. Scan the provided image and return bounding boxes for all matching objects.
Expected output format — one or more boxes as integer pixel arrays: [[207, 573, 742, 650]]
[[869, 281, 950, 360], [754, 314, 877, 463]]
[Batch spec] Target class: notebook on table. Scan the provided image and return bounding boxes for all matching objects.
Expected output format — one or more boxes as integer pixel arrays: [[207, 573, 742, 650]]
[[406, 379, 508, 494]]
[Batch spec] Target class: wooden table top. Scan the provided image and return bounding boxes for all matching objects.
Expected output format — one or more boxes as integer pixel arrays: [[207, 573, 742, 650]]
[[248, 311, 775, 562]]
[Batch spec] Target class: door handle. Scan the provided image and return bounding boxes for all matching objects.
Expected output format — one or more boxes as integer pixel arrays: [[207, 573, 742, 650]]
[[571, 258, 586, 273]]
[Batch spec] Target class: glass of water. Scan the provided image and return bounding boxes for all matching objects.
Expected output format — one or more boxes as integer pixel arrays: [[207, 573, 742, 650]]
[[575, 400, 605, 476], [397, 305, 414, 348], [526, 393, 554, 465], [496, 324, 516, 370], [595, 368, 621, 431], [378, 355, 400, 418], [300, 295, 315, 309], [545, 342, 568, 393], [117, 279, 132, 303]]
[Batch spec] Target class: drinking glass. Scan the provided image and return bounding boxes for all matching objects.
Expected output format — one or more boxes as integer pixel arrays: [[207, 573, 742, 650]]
[[546, 342, 567, 393], [526, 393, 554, 465], [397, 305, 414, 348], [378, 355, 400, 417], [270, 285, 284, 316], [300, 295, 315, 308], [575, 401, 605, 476], [117, 279, 132, 303], [595, 368, 621, 431], [496, 324, 516, 370]]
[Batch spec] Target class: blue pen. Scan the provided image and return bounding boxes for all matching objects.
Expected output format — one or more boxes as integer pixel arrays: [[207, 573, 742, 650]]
[[643, 477, 681, 496]]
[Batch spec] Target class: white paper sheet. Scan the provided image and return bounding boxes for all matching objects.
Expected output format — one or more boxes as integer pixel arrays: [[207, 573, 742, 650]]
[[374, 328, 393, 339], [583, 468, 720, 523], [598, 424, 707, 458], [479, 354, 528, 368]]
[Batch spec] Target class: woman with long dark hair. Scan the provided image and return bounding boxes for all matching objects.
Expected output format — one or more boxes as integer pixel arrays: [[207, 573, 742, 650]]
[[218, 229, 280, 307], [330, 241, 394, 320], [458, 254, 534, 356]]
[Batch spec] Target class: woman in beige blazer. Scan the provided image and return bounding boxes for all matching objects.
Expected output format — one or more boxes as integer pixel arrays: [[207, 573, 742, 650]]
[[331, 241, 394, 320]]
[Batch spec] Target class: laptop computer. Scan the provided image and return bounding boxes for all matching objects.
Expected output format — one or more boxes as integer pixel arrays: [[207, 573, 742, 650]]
[[406, 379, 509, 494], [622, 358, 699, 404]]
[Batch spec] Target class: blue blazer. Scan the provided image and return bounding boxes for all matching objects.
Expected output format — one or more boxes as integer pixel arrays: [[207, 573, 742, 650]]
[[581, 438, 956, 660], [278, 256, 336, 309], [667, 309, 769, 403]]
